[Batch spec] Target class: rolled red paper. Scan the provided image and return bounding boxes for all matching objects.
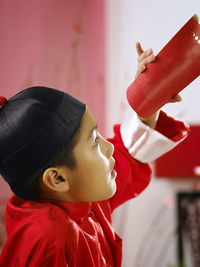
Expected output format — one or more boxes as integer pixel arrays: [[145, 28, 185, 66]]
[[127, 14, 200, 118]]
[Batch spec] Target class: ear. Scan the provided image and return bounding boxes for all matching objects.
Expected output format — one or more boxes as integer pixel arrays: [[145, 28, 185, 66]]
[[42, 167, 70, 192]]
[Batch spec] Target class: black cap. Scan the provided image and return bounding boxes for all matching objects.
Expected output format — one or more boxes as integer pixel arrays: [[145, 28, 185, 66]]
[[0, 86, 86, 183]]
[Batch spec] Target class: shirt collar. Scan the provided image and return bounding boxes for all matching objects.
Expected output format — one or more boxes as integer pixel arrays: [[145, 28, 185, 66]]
[[39, 199, 93, 221]]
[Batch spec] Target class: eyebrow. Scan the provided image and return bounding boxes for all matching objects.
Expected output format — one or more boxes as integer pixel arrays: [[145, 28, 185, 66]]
[[88, 124, 98, 140]]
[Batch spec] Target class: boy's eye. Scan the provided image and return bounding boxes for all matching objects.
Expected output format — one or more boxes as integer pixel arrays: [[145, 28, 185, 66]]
[[94, 137, 99, 146]]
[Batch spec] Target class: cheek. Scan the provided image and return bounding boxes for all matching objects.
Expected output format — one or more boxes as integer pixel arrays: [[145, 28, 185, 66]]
[[85, 145, 109, 165], [74, 145, 110, 182], [80, 151, 110, 187], [85, 153, 109, 177], [72, 148, 115, 201], [94, 147, 110, 170]]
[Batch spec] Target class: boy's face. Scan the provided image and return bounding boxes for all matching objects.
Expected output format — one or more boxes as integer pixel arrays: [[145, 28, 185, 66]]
[[66, 108, 117, 202]]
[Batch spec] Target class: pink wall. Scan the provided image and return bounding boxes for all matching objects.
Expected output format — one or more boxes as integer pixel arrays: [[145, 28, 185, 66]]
[[0, 0, 106, 131], [0, 0, 106, 249]]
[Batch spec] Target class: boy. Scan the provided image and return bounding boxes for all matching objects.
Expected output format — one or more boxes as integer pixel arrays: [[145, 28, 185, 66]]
[[0, 44, 189, 266]]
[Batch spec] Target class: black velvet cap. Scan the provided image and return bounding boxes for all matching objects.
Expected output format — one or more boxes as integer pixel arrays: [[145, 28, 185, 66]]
[[0, 86, 86, 184]]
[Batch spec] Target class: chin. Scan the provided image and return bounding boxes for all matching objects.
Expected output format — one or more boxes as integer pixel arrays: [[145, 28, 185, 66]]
[[106, 182, 117, 200], [111, 184, 117, 197], [96, 189, 116, 202]]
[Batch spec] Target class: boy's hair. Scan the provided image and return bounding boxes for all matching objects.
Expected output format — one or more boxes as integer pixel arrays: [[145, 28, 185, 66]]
[[9, 123, 81, 201]]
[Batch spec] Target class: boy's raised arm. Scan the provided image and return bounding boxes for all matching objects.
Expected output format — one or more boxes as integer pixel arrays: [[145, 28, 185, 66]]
[[108, 43, 190, 211]]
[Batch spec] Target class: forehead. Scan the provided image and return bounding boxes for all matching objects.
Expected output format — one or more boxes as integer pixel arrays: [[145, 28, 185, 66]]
[[79, 108, 97, 136]]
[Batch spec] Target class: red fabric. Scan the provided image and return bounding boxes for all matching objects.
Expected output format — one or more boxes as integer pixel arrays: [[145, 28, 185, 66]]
[[0, 114, 188, 266], [155, 111, 190, 142], [107, 126, 152, 212], [0, 96, 8, 107]]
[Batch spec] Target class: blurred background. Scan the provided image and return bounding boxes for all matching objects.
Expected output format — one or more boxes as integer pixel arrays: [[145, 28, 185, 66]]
[[0, 1, 200, 266]]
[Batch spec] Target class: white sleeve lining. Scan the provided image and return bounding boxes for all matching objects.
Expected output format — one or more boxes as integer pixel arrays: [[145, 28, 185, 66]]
[[120, 111, 185, 163]]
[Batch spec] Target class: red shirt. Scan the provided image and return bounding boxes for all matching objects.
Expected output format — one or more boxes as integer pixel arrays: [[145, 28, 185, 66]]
[[0, 116, 188, 267]]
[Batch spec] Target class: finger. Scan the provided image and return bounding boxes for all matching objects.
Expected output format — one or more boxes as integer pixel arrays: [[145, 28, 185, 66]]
[[135, 64, 146, 78], [138, 54, 156, 69], [136, 54, 156, 78], [175, 94, 182, 102], [137, 65, 146, 75], [170, 94, 182, 103], [138, 48, 153, 63], [136, 42, 144, 57]]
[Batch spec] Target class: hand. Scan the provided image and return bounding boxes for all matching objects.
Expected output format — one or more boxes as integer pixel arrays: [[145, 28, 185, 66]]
[[135, 42, 182, 128], [135, 42, 182, 103], [135, 42, 156, 79]]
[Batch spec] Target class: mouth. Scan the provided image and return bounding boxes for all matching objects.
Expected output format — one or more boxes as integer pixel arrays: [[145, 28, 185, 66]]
[[110, 158, 117, 179], [111, 169, 117, 179]]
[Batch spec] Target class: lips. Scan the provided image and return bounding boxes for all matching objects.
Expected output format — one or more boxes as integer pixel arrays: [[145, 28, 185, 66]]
[[110, 158, 117, 178], [111, 169, 117, 179]]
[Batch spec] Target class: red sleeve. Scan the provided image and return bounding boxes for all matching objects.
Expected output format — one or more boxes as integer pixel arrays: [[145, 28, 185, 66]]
[[107, 125, 152, 212], [155, 110, 190, 141], [107, 112, 189, 212]]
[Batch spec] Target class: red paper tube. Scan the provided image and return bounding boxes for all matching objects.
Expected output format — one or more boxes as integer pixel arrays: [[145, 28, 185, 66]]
[[127, 14, 200, 118]]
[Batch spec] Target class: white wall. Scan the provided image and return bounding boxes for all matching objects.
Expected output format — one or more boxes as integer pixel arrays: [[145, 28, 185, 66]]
[[106, 1, 200, 266]]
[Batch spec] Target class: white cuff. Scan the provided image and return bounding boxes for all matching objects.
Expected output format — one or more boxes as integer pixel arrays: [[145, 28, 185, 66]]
[[120, 111, 185, 163]]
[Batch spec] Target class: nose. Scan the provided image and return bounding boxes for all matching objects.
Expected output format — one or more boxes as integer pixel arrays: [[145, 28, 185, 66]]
[[104, 139, 114, 159]]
